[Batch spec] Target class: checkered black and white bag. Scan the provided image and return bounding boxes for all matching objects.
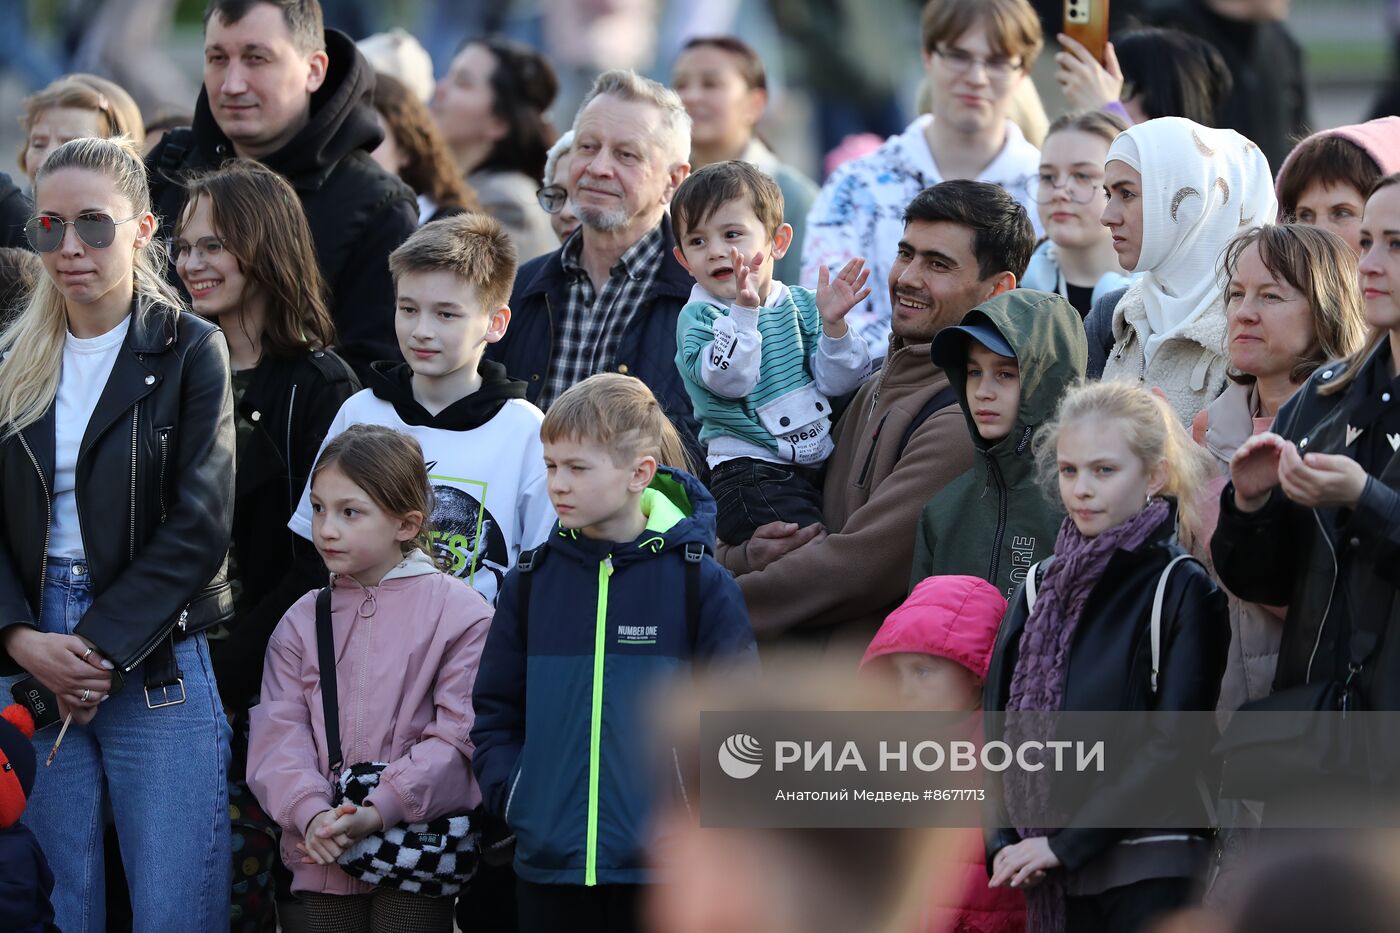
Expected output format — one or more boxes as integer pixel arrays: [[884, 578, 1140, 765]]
[[331, 762, 478, 896], [314, 589, 479, 897]]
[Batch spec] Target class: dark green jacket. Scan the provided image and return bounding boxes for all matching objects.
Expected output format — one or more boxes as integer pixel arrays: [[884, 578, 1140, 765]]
[[909, 290, 1087, 599]]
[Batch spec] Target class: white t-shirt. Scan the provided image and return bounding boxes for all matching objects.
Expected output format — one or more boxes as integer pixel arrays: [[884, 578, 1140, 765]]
[[288, 389, 555, 604], [50, 315, 132, 558]]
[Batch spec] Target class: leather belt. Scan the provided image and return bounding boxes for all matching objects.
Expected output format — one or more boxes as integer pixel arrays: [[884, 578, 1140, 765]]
[[140, 633, 186, 709]]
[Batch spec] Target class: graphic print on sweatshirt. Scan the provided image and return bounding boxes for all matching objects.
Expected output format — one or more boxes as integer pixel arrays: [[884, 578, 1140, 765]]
[[426, 467, 509, 594], [288, 389, 556, 605]]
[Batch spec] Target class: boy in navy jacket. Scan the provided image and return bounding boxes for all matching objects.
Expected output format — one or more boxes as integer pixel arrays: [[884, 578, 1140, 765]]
[[472, 373, 757, 933]]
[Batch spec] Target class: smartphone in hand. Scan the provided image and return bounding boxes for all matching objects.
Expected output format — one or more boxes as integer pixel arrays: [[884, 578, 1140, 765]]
[[1064, 0, 1110, 64], [10, 675, 62, 731]]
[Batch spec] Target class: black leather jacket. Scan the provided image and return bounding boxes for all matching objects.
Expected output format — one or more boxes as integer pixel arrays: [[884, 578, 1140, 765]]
[[0, 301, 235, 689], [1212, 346, 1400, 709]]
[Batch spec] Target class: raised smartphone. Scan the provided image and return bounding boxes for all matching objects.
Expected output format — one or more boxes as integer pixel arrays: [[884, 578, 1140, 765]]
[[1064, 0, 1110, 64]]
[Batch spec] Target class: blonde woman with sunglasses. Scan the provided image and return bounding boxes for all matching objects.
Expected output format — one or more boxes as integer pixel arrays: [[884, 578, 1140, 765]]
[[0, 136, 235, 932]]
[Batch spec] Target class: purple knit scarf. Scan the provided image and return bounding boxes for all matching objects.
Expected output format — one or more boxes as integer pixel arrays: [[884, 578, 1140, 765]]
[[1003, 497, 1170, 933]]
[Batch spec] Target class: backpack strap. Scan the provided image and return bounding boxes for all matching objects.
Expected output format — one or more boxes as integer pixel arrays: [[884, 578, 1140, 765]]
[[1150, 555, 1196, 694], [1023, 558, 1052, 613], [151, 128, 194, 224], [314, 587, 343, 773], [895, 386, 958, 460], [155, 128, 191, 180], [514, 545, 546, 644], [683, 542, 705, 651]]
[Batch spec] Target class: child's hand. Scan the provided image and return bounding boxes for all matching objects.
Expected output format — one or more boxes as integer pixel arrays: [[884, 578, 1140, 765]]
[[731, 246, 762, 309], [323, 802, 385, 844], [298, 802, 382, 865], [299, 806, 352, 865], [816, 258, 872, 336]]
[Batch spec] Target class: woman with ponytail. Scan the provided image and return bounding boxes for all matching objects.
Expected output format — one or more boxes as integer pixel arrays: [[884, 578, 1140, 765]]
[[984, 381, 1228, 933], [0, 135, 235, 931]]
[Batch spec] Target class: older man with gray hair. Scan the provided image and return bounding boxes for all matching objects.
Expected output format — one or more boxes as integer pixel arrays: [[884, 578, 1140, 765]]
[[490, 69, 701, 458]]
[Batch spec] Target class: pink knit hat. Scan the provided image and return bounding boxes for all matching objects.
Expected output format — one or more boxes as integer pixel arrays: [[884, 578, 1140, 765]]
[[860, 576, 1008, 679], [1275, 117, 1400, 219]]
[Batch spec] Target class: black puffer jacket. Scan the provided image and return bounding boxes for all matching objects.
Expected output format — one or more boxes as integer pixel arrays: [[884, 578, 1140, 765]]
[[146, 29, 417, 375], [0, 302, 235, 684], [1212, 345, 1400, 709], [984, 507, 1229, 874], [210, 348, 358, 709]]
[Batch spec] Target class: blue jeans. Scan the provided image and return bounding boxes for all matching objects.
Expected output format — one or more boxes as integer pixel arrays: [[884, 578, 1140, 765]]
[[1, 557, 232, 932]]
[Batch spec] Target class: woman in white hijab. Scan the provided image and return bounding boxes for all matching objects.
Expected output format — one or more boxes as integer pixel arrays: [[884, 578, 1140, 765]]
[[1085, 117, 1277, 425]]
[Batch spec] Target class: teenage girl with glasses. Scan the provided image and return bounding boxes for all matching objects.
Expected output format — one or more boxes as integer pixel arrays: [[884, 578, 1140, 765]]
[[0, 135, 235, 932], [1021, 110, 1133, 318]]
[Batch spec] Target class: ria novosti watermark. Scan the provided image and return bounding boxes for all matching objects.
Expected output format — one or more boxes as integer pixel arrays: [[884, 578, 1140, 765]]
[[691, 711, 1400, 830], [718, 732, 1103, 780]]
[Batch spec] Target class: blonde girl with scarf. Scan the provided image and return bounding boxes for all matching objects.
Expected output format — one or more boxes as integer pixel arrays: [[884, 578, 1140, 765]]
[[1088, 118, 1277, 426], [983, 381, 1228, 933]]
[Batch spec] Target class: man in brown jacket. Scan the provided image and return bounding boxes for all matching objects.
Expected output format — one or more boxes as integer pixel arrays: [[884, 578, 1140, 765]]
[[721, 181, 1036, 659]]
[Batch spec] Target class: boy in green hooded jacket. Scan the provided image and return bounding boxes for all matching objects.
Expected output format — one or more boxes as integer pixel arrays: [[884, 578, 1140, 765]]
[[909, 290, 1087, 599]]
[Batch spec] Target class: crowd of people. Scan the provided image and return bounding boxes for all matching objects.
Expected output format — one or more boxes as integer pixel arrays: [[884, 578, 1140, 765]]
[[0, 0, 1397, 931]]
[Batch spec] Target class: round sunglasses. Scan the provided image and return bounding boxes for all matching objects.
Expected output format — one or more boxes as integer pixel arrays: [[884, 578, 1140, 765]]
[[25, 212, 139, 253]]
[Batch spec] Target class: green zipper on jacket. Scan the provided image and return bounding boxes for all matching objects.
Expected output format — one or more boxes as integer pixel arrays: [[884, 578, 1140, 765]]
[[586, 554, 614, 886]]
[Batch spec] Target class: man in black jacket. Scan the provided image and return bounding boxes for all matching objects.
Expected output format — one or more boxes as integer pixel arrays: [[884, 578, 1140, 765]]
[[146, 0, 417, 374]]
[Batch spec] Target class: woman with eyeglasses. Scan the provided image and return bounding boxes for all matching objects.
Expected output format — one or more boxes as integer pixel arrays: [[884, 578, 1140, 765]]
[[171, 157, 358, 928], [1021, 110, 1132, 318], [432, 37, 560, 261], [0, 135, 234, 930], [537, 129, 580, 244]]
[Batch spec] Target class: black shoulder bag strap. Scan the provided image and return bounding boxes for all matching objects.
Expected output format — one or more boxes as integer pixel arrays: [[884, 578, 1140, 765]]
[[896, 385, 959, 460], [314, 587, 343, 774]]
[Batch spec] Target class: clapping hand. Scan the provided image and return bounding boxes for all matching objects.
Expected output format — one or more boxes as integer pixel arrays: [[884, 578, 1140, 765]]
[[1278, 444, 1369, 510], [731, 247, 763, 309], [1229, 432, 1287, 512]]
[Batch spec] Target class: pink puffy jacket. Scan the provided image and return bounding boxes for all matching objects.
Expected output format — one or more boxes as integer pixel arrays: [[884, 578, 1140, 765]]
[[247, 551, 492, 895], [863, 575, 1026, 933]]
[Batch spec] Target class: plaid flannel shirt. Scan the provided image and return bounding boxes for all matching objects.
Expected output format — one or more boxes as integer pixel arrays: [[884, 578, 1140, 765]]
[[538, 223, 667, 410]]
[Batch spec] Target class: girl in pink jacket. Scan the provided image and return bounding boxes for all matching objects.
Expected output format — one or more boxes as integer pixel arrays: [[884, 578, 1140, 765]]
[[247, 424, 492, 931], [861, 575, 1027, 933]]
